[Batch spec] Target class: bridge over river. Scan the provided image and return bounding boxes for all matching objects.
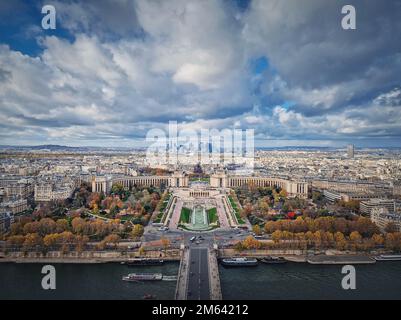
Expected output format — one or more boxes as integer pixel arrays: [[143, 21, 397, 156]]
[[175, 246, 222, 300]]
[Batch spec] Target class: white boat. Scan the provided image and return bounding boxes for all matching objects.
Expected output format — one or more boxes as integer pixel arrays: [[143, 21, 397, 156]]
[[121, 258, 164, 266], [122, 273, 163, 281], [162, 275, 178, 281], [221, 257, 258, 267], [374, 254, 401, 261]]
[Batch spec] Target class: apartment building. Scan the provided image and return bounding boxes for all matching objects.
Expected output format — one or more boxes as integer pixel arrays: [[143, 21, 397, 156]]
[[371, 208, 401, 232], [0, 198, 29, 214], [34, 183, 75, 202], [360, 199, 395, 217]]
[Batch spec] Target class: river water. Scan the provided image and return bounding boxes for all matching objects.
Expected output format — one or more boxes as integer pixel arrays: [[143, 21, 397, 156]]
[[1, 262, 400, 300]]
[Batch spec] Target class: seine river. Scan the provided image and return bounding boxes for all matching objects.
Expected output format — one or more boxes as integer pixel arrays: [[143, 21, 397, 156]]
[[1, 262, 401, 300]]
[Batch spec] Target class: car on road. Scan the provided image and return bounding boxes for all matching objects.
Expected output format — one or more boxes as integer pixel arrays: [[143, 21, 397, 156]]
[[190, 236, 196, 242], [255, 235, 266, 239]]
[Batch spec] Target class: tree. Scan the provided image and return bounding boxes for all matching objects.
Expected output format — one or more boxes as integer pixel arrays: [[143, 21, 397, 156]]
[[10, 222, 24, 236], [23, 221, 40, 235], [109, 205, 119, 217], [75, 235, 89, 252], [23, 233, 43, 250], [88, 192, 101, 208], [103, 234, 121, 249], [264, 221, 276, 234], [271, 230, 283, 243], [372, 234, 384, 246], [242, 236, 261, 250], [6, 235, 25, 247], [312, 191, 323, 203], [56, 219, 70, 233], [350, 231, 362, 242], [134, 201, 145, 215], [111, 183, 125, 197], [138, 246, 146, 256], [43, 233, 60, 248], [233, 241, 244, 252], [279, 189, 288, 199], [71, 217, 86, 235], [132, 224, 144, 239], [314, 231, 323, 249], [92, 220, 109, 239], [385, 222, 398, 234], [384, 233, 401, 251], [38, 218, 57, 236], [349, 231, 362, 250], [293, 217, 307, 233], [74, 184, 91, 207], [258, 198, 269, 212], [355, 217, 379, 237], [161, 237, 170, 254], [252, 225, 262, 236], [334, 232, 347, 251]]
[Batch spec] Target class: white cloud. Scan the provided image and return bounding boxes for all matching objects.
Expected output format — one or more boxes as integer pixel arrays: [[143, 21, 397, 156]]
[[0, 0, 400, 147]]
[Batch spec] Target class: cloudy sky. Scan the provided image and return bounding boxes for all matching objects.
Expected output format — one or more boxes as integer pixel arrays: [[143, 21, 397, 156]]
[[0, 0, 401, 148]]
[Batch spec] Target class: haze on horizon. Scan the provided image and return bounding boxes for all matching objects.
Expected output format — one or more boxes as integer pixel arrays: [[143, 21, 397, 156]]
[[0, 0, 401, 148]]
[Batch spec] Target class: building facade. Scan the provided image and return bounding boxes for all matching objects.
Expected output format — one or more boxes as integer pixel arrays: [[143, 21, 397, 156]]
[[347, 144, 355, 158], [323, 190, 382, 203], [371, 208, 401, 232], [0, 212, 13, 235], [360, 199, 395, 217], [34, 183, 75, 202], [210, 172, 309, 198], [91, 171, 189, 193], [312, 179, 392, 195], [0, 198, 28, 214]]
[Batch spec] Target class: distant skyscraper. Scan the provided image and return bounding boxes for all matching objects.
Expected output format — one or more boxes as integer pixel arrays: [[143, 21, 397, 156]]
[[208, 142, 213, 153], [347, 144, 355, 158]]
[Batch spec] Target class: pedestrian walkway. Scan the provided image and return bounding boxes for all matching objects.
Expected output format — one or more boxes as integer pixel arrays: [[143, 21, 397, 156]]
[[169, 199, 183, 230]]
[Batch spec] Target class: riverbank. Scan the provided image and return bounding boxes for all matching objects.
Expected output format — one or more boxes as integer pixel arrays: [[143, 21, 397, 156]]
[[307, 255, 376, 265], [0, 247, 386, 265], [218, 248, 385, 265], [0, 249, 181, 264]]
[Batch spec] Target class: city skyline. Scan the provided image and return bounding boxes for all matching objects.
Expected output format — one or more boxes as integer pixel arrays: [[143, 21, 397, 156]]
[[1, 0, 401, 303], [1, 0, 401, 148]]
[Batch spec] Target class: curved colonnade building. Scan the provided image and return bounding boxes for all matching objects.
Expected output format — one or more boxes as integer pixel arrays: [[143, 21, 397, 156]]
[[90, 171, 309, 199]]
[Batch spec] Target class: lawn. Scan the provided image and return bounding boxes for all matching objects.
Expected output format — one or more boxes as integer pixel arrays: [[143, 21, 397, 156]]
[[228, 196, 245, 224], [180, 207, 191, 224], [207, 207, 218, 224]]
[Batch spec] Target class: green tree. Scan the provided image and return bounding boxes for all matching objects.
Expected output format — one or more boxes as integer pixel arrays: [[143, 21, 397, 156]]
[[132, 224, 144, 239]]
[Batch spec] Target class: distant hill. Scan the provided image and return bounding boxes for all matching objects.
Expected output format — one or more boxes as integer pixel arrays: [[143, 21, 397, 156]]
[[0, 144, 145, 152]]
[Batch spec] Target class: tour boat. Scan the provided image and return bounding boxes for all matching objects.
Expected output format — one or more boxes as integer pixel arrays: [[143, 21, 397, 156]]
[[122, 273, 163, 281], [374, 254, 401, 261], [259, 256, 287, 264], [121, 258, 164, 266], [162, 275, 178, 281], [220, 257, 258, 267]]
